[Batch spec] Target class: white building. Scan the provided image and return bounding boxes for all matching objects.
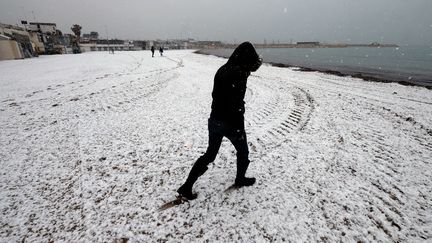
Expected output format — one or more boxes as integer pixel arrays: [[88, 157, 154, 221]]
[[0, 23, 39, 60], [27, 22, 57, 34], [79, 43, 135, 52], [0, 34, 23, 60]]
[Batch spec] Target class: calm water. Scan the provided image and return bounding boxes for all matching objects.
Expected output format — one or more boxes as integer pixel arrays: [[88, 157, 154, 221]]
[[201, 46, 432, 88]]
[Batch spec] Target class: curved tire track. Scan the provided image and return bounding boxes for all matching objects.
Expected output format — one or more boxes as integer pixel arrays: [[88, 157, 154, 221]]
[[248, 79, 315, 150]]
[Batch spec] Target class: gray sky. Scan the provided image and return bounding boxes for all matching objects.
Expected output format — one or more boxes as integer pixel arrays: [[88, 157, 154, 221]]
[[1, 0, 431, 45]]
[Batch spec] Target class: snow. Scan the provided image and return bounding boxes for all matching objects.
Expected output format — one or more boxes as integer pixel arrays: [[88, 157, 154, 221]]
[[0, 50, 431, 242]]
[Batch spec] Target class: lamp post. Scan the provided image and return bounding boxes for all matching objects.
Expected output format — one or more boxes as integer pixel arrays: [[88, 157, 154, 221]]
[[105, 25, 110, 53]]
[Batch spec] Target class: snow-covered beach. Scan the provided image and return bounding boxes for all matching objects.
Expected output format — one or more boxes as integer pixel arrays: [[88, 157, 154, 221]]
[[1, 50, 431, 242]]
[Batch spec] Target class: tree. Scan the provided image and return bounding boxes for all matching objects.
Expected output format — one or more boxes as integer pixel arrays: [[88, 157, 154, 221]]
[[90, 31, 99, 39], [70, 24, 82, 54], [71, 24, 82, 38]]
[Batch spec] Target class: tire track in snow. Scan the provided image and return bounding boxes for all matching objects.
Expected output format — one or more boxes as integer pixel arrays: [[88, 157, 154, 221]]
[[366, 105, 432, 240], [329, 103, 407, 241], [271, 72, 431, 241], [355, 130, 408, 241], [379, 106, 432, 150], [335, 98, 431, 241], [19, 54, 145, 101], [247, 75, 315, 151], [76, 58, 183, 115]]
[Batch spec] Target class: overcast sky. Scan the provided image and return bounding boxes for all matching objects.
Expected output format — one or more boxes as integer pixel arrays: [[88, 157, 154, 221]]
[[1, 0, 431, 45]]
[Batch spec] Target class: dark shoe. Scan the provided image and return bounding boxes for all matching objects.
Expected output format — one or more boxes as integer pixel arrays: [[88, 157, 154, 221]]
[[177, 158, 209, 200], [177, 184, 198, 200], [234, 177, 256, 187], [235, 159, 255, 187]]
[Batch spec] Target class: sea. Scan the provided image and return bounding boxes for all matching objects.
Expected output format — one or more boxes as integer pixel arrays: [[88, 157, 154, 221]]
[[199, 46, 432, 88]]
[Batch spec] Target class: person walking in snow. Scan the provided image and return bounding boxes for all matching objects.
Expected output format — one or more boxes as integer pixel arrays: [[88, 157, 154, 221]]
[[151, 46, 155, 57], [159, 46, 164, 56], [177, 42, 262, 200]]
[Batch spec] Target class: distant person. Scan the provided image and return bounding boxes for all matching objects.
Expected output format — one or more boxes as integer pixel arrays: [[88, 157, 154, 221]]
[[109, 47, 114, 54], [151, 46, 155, 57], [177, 42, 262, 200], [159, 47, 164, 56]]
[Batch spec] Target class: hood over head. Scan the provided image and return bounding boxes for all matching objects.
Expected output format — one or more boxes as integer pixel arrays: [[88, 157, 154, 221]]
[[227, 42, 262, 72]]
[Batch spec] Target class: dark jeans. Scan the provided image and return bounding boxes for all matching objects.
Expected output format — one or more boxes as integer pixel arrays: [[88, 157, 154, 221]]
[[178, 117, 251, 192], [198, 117, 250, 166]]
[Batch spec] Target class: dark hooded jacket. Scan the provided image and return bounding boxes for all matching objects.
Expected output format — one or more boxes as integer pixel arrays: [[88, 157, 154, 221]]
[[210, 42, 262, 129]]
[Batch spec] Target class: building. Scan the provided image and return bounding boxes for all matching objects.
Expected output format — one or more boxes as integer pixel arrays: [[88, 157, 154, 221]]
[[0, 34, 23, 60], [83, 31, 99, 39], [81, 31, 99, 43], [79, 39, 134, 52], [296, 42, 320, 46], [27, 22, 57, 34], [132, 40, 147, 50], [186, 40, 223, 49], [26, 22, 64, 54], [0, 23, 38, 60]]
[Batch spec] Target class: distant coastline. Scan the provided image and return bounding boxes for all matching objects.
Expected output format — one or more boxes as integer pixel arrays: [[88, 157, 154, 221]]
[[254, 43, 399, 49], [204, 42, 399, 49]]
